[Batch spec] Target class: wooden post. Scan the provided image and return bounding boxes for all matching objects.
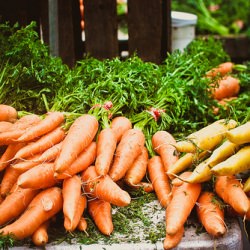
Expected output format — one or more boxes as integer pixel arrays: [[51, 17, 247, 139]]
[[127, 0, 171, 64], [84, 0, 119, 59]]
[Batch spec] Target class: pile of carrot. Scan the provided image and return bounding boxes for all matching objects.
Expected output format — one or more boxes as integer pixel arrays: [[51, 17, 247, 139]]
[[0, 90, 249, 250]]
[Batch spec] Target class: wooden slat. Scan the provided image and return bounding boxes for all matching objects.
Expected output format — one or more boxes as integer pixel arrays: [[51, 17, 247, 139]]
[[84, 0, 119, 59], [127, 0, 171, 64]]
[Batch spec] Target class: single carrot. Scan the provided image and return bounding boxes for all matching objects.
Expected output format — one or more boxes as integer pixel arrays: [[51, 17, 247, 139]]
[[211, 75, 240, 100], [211, 145, 250, 176], [0, 166, 21, 197], [62, 175, 82, 230], [165, 171, 201, 235], [0, 114, 41, 145], [109, 128, 145, 182], [13, 126, 65, 160], [95, 127, 117, 176], [17, 163, 58, 189], [148, 155, 172, 208], [0, 104, 18, 123], [225, 121, 250, 145], [152, 130, 178, 172], [110, 116, 132, 142], [196, 191, 226, 237], [174, 119, 237, 153], [81, 166, 131, 207], [54, 114, 98, 174], [77, 216, 88, 232], [0, 186, 63, 240], [16, 111, 65, 142], [0, 121, 14, 132], [54, 141, 96, 179], [0, 183, 39, 226], [130, 181, 154, 193], [64, 195, 87, 232], [167, 153, 195, 179], [163, 226, 184, 250], [88, 198, 113, 236], [0, 142, 26, 171], [124, 146, 148, 186], [31, 220, 50, 246], [214, 175, 249, 216], [206, 62, 234, 77]]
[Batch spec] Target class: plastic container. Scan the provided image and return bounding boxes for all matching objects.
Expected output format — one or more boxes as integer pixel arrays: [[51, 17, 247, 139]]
[[171, 11, 198, 51]]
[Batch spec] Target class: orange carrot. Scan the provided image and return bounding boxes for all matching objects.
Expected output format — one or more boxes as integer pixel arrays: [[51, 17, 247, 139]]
[[0, 121, 14, 132], [0, 142, 26, 171], [0, 186, 63, 240], [211, 75, 240, 100], [0, 166, 21, 197], [14, 126, 65, 160], [31, 220, 50, 246], [110, 116, 132, 142], [152, 130, 179, 172], [64, 195, 87, 232], [163, 226, 184, 250], [62, 175, 82, 229], [0, 183, 39, 226], [165, 171, 201, 235], [0, 104, 18, 123], [148, 155, 172, 208], [88, 198, 113, 236], [124, 146, 148, 186], [77, 217, 88, 232], [95, 127, 117, 176], [214, 175, 249, 216], [16, 111, 65, 142], [54, 141, 96, 179], [206, 62, 234, 77], [109, 128, 145, 182], [82, 166, 131, 207], [130, 181, 154, 193], [17, 163, 58, 189], [54, 114, 98, 174], [0, 114, 41, 145], [196, 191, 226, 237]]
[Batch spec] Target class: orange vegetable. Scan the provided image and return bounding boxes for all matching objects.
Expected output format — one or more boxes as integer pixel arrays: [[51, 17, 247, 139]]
[[211, 75, 240, 100], [124, 146, 148, 186], [17, 163, 58, 189], [0, 166, 21, 197], [95, 127, 117, 176], [0, 104, 18, 123], [77, 216, 88, 232], [109, 128, 145, 182], [14, 126, 65, 160], [55, 141, 96, 179], [82, 166, 131, 207], [196, 191, 226, 237], [206, 62, 234, 77], [31, 220, 50, 246], [54, 114, 98, 174], [0, 121, 14, 133], [165, 171, 201, 235], [88, 198, 113, 236], [148, 155, 172, 208], [62, 175, 82, 230], [0, 183, 39, 226], [0, 186, 63, 240], [16, 111, 65, 142], [215, 175, 249, 216], [163, 226, 184, 250], [110, 116, 132, 142], [152, 130, 178, 172]]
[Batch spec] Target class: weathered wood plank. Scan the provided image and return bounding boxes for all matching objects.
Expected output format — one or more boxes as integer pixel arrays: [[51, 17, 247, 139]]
[[84, 0, 119, 59], [127, 0, 171, 64]]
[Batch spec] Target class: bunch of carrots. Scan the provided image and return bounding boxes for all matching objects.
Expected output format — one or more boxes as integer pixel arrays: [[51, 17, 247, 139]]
[[0, 60, 248, 249]]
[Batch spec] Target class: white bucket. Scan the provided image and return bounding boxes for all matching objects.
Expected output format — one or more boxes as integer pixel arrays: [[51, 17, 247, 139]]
[[171, 11, 198, 52]]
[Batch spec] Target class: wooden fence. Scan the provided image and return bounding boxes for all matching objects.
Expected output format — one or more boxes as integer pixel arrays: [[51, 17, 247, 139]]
[[0, 0, 172, 67]]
